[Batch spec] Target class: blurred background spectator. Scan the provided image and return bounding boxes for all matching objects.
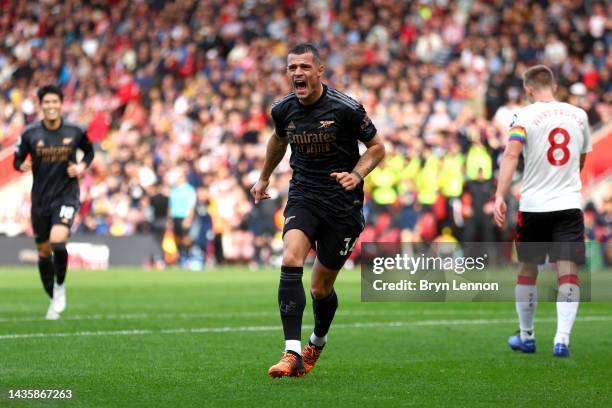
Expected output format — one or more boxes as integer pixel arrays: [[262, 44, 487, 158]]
[[0, 0, 610, 268]]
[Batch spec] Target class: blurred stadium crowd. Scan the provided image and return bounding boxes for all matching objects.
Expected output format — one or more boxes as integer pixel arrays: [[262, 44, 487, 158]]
[[0, 0, 610, 267]]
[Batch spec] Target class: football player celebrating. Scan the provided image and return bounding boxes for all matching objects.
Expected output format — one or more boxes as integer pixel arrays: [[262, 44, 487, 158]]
[[251, 43, 385, 377], [14, 85, 94, 319]]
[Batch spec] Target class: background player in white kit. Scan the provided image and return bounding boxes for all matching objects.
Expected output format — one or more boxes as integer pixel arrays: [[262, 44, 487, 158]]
[[494, 65, 591, 357]]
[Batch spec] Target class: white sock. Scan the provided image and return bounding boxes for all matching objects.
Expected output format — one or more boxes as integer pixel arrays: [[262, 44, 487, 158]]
[[554, 283, 580, 345], [285, 340, 301, 355], [309, 332, 327, 347], [515, 284, 537, 341]]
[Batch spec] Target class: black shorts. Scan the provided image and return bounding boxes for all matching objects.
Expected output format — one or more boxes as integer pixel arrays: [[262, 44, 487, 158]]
[[172, 217, 189, 238], [32, 204, 78, 244], [515, 209, 585, 265], [282, 203, 364, 270]]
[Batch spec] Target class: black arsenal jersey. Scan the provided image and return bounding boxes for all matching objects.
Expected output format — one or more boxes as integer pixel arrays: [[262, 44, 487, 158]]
[[271, 84, 377, 219], [13, 120, 94, 213]]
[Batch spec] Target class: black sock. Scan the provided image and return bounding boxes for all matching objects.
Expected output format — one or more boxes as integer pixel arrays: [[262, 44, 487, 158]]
[[279, 266, 306, 341], [312, 289, 338, 339], [254, 243, 262, 265], [38, 256, 55, 298], [52, 243, 68, 285]]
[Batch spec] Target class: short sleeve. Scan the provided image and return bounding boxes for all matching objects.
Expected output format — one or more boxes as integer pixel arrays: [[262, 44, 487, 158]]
[[349, 104, 377, 143], [188, 186, 197, 210], [13, 131, 30, 171], [78, 126, 95, 165], [581, 111, 592, 154], [508, 112, 527, 144]]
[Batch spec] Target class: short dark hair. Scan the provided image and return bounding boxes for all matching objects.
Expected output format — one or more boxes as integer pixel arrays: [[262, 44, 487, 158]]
[[287, 43, 321, 65], [522, 65, 555, 90], [37, 85, 64, 102]]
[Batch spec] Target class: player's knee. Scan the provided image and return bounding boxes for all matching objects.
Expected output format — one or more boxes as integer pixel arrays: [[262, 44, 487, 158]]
[[282, 252, 305, 267], [36, 241, 52, 258], [519, 263, 538, 277], [310, 285, 333, 300], [38, 248, 52, 258]]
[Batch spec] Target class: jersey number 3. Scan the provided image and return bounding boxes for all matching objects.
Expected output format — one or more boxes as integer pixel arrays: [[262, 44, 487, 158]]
[[547, 127, 570, 166]]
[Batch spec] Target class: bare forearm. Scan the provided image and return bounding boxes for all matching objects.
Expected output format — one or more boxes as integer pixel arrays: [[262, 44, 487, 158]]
[[260, 134, 288, 181], [495, 154, 519, 198], [353, 144, 385, 178], [185, 208, 195, 225]]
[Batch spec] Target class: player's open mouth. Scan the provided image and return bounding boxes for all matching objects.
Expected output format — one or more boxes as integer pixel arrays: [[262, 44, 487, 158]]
[[294, 80, 307, 92]]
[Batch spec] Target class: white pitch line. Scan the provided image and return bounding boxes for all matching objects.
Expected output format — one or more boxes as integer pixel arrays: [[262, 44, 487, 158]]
[[0, 309, 510, 323], [1, 315, 611, 341]]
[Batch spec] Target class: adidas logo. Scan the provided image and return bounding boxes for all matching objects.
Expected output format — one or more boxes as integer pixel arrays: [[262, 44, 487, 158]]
[[287, 121, 296, 129], [319, 120, 334, 128], [280, 300, 296, 313]]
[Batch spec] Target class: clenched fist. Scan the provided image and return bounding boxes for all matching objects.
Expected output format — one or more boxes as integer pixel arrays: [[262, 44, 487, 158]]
[[330, 171, 362, 191], [250, 179, 271, 204], [67, 162, 85, 178]]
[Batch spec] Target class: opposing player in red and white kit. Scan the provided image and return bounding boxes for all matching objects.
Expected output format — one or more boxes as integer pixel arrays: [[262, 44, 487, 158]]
[[494, 65, 591, 357]]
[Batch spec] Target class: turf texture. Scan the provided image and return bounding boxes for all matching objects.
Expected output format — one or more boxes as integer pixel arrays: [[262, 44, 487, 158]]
[[1, 267, 611, 407]]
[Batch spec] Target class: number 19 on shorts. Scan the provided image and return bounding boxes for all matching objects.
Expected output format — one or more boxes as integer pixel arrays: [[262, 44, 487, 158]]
[[59, 205, 75, 220]]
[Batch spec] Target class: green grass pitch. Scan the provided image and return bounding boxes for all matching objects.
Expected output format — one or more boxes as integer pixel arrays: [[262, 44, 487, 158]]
[[1, 267, 611, 407]]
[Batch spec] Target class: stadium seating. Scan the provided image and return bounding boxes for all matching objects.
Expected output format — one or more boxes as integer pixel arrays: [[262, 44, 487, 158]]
[[0, 0, 609, 266]]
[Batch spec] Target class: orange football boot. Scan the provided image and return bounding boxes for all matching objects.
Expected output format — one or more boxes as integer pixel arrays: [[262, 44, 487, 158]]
[[302, 342, 324, 374], [268, 352, 305, 378]]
